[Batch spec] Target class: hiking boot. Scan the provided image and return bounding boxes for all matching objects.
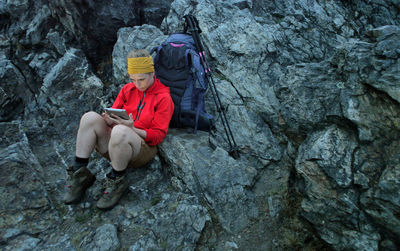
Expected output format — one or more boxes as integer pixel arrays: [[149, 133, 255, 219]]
[[96, 175, 129, 210], [63, 166, 95, 204]]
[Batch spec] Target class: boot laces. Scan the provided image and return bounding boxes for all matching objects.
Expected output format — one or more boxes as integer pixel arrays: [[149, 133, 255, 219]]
[[102, 177, 119, 196], [66, 168, 75, 188]]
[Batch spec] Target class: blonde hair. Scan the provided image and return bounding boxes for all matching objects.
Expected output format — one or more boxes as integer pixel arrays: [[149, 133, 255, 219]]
[[128, 49, 151, 58]]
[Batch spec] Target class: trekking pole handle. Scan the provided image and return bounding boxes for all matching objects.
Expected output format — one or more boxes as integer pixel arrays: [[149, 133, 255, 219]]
[[184, 15, 198, 33]]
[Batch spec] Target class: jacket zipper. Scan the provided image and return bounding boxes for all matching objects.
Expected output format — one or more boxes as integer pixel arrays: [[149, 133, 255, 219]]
[[134, 92, 146, 122]]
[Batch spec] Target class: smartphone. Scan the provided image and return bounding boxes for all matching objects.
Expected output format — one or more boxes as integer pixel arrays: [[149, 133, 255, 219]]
[[104, 108, 130, 120]]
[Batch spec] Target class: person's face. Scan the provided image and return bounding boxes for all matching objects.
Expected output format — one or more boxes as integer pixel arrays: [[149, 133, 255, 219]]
[[129, 73, 154, 92]]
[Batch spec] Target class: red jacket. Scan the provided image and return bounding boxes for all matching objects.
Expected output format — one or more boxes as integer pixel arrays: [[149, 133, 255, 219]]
[[112, 77, 174, 146]]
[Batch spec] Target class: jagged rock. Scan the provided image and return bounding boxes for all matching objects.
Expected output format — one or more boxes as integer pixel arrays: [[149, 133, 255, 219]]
[[1, 0, 400, 250], [46, 29, 68, 55], [0, 122, 62, 250], [27, 51, 58, 79], [3, 0, 30, 18], [23, 47, 104, 163], [163, 0, 276, 115], [3, 236, 41, 251], [334, 37, 400, 142], [48, 0, 170, 63], [159, 129, 259, 234], [129, 231, 161, 251], [231, 0, 252, 10], [42, 48, 92, 88], [0, 57, 27, 121], [276, 61, 343, 135], [130, 193, 210, 250], [112, 24, 167, 84], [22, 47, 104, 214], [297, 125, 358, 188], [366, 26, 400, 102], [86, 224, 120, 251], [296, 125, 380, 250], [360, 142, 400, 240], [24, 5, 52, 45]]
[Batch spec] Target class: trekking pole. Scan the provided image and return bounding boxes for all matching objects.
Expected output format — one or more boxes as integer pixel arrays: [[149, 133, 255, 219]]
[[186, 16, 239, 158], [184, 15, 239, 159]]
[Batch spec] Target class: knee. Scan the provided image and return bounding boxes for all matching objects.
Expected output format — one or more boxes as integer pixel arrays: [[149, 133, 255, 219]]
[[110, 125, 140, 145], [80, 111, 102, 127], [110, 125, 131, 144]]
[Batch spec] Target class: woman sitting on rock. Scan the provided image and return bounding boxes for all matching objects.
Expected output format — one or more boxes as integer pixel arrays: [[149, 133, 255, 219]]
[[63, 49, 174, 210]]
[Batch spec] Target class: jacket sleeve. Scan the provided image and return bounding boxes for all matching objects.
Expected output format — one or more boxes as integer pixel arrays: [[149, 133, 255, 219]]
[[144, 94, 174, 146], [111, 86, 126, 109]]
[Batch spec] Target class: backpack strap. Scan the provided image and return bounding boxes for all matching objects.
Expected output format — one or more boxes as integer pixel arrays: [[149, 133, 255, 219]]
[[187, 49, 208, 133], [190, 50, 207, 90], [184, 49, 192, 72], [151, 45, 163, 70]]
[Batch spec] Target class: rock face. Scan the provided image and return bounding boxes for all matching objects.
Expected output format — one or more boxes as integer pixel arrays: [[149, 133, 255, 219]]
[[1, 0, 400, 250]]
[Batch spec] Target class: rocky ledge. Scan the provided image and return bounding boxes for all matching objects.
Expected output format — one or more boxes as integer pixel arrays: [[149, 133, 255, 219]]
[[1, 0, 399, 250]]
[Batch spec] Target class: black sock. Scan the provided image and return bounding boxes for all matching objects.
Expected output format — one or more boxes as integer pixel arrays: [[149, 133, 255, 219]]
[[107, 169, 126, 180], [71, 156, 89, 171], [75, 156, 89, 164]]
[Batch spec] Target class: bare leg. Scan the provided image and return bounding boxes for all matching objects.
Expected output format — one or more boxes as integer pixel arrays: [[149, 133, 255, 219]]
[[108, 125, 142, 171], [75, 111, 111, 158], [64, 111, 107, 204]]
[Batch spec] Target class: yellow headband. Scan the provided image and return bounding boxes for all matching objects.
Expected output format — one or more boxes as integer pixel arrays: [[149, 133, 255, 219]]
[[127, 56, 154, 74]]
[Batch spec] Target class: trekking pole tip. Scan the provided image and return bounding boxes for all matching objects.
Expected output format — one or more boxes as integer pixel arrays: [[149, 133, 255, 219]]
[[229, 148, 240, 159]]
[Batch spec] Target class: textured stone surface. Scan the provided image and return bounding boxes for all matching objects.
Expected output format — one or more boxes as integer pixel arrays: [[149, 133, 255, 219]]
[[0, 122, 64, 250], [112, 24, 167, 84], [1, 0, 400, 250], [295, 125, 380, 250]]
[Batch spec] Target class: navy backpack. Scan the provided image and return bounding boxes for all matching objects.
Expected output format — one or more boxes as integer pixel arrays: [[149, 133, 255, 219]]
[[151, 33, 214, 132]]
